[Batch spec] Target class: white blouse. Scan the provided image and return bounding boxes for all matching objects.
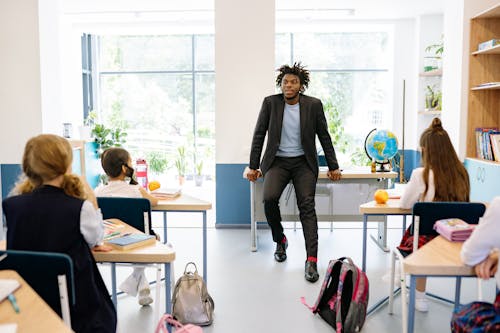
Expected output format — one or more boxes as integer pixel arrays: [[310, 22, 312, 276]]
[[94, 180, 143, 198], [399, 167, 436, 209], [79, 200, 104, 247], [461, 196, 500, 288]]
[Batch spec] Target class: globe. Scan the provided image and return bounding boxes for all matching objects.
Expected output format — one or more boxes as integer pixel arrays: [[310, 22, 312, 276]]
[[364, 129, 399, 172]]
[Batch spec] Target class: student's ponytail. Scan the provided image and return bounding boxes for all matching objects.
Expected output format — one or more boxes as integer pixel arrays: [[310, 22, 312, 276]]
[[61, 174, 86, 200]]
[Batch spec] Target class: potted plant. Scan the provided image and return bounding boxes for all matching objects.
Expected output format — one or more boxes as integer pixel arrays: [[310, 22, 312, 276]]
[[194, 160, 204, 187], [425, 85, 441, 111], [175, 146, 187, 186], [425, 36, 444, 70]]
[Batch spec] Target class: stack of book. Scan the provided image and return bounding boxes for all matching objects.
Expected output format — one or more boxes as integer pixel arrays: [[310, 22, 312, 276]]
[[433, 218, 475, 242], [474, 127, 500, 161], [150, 187, 181, 199], [105, 234, 156, 250]]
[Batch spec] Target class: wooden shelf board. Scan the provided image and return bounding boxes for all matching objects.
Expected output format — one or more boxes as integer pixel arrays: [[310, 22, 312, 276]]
[[465, 157, 500, 165], [418, 110, 442, 115], [471, 83, 500, 90], [419, 69, 442, 77], [473, 3, 500, 19], [472, 44, 500, 55]]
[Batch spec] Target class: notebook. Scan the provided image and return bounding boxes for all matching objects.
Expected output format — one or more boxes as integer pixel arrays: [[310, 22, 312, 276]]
[[151, 188, 182, 199], [433, 218, 475, 242], [0, 279, 20, 303], [105, 234, 156, 250]]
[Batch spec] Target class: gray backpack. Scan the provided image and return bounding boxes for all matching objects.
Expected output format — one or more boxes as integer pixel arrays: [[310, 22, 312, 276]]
[[172, 262, 214, 326], [302, 257, 369, 333]]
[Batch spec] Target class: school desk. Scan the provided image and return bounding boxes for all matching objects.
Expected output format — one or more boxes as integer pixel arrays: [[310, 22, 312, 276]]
[[93, 219, 176, 318], [249, 168, 397, 252], [403, 236, 476, 333], [152, 194, 212, 282], [359, 199, 412, 272], [0, 270, 73, 333]]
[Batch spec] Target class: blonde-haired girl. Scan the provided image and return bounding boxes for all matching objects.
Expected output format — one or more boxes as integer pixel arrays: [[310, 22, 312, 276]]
[[2, 134, 116, 333]]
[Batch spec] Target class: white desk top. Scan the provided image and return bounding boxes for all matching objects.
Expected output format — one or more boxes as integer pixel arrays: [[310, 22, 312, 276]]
[[359, 199, 412, 215], [403, 236, 475, 276], [318, 167, 397, 179], [152, 194, 212, 211]]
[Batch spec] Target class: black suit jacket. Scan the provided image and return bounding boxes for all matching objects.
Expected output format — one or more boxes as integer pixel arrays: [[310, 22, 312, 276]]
[[249, 93, 339, 177]]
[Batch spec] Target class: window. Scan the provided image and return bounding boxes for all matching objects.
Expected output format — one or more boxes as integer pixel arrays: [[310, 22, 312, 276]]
[[276, 31, 392, 166], [81, 33, 94, 120], [96, 35, 215, 179]]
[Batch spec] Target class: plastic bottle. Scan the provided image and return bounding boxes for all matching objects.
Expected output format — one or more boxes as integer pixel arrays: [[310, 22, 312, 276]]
[[136, 158, 148, 189]]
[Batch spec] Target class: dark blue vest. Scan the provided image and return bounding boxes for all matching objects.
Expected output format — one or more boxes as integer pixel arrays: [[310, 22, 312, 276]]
[[2, 185, 116, 333]]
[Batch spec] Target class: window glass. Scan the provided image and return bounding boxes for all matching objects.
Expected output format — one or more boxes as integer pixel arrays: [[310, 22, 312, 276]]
[[195, 35, 215, 71]]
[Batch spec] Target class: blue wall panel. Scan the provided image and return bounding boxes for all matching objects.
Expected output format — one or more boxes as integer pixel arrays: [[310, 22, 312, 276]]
[[1, 164, 22, 199], [216, 164, 250, 226]]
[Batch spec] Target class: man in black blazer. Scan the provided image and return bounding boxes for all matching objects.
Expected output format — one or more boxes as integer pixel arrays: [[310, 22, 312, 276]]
[[247, 63, 341, 282]]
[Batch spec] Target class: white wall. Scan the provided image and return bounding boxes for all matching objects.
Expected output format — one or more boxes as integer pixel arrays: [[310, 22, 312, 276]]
[[214, 0, 275, 164], [0, 0, 42, 164]]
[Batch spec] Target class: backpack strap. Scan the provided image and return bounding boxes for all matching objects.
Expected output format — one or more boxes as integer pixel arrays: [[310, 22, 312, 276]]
[[300, 296, 315, 311]]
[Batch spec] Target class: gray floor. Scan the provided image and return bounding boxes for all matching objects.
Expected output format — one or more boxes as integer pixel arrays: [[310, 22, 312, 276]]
[[100, 218, 497, 333]]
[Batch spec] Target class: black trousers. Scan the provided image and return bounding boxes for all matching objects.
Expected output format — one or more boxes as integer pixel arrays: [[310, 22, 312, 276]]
[[263, 156, 318, 258]]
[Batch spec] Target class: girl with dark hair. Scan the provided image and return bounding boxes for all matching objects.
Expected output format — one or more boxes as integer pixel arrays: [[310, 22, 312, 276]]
[[95, 147, 159, 306], [398, 117, 470, 311]]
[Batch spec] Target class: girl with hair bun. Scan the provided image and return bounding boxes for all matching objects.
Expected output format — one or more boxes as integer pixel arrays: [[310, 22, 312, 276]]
[[2, 134, 117, 333], [398, 118, 470, 312]]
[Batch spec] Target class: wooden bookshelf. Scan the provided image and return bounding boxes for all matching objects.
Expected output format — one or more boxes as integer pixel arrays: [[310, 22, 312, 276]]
[[466, 3, 500, 159]]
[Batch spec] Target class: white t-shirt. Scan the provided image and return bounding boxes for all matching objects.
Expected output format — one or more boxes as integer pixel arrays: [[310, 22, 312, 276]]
[[80, 200, 104, 247], [399, 167, 435, 209], [94, 180, 143, 198], [461, 196, 500, 288]]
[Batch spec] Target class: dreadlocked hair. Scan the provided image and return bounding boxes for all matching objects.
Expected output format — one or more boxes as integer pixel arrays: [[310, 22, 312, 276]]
[[275, 62, 310, 91]]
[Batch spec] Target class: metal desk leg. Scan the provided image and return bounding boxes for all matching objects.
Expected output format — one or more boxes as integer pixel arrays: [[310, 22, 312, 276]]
[[111, 263, 117, 308], [163, 211, 168, 244], [455, 277, 462, 309], [165, 263, 172, 333], [370, 217, 389, 252], [402, 215, 407, 236], [203, 211, 207, 283], [165, 263, 171, 313], [362, 214, 368, 272], [408, 276, 417, 333], [251, 182, 257, 252]]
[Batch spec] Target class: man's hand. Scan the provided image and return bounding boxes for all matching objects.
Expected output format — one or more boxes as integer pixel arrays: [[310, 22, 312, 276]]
[[327, 169, 342, 181], [246, 169, 262, 182], [474, 251, 499, 280]]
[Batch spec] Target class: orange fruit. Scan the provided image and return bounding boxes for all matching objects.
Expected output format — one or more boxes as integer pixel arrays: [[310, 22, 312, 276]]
[[374, 189, 389, 204], [148, 180, 161, 191]]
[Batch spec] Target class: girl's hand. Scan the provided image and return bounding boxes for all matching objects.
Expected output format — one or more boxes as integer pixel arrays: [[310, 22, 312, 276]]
[[474, 252, 499, 280], [93, 244, 113, 252]]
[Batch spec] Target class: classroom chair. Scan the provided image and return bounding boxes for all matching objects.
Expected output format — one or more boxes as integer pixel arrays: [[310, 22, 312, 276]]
[[97, 197, 153, 235], [388, 202, 486, 332], [0, 250, 75, 327]]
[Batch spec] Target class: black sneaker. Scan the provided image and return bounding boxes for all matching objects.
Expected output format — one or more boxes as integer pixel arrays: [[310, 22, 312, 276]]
[[274, 239, 288, 262], [305, 261, 319, 282]]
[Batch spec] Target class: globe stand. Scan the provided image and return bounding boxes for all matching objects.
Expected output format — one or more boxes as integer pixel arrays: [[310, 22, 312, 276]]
[[376, 162, 391, 172]]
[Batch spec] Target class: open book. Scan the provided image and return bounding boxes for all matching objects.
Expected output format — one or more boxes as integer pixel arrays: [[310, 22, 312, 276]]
[[433, 218, 475, 242], [105, 234, 156, 250], [150, 187, 181, 199]]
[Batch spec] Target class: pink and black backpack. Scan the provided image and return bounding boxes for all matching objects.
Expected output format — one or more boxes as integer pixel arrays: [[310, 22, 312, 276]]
[[302, 257, 369, 333]]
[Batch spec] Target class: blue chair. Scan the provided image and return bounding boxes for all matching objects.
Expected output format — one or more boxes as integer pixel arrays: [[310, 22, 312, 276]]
[[388, 202, 486, 332], [97, 197, 153, 235], [0, 250, 75, 327]]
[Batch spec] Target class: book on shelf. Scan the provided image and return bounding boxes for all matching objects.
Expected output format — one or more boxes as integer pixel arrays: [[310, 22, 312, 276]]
[[150, 187, 181, 199], [478, 39, 500, 51], [433, 218, 475, 242], [105, 234, 156, 250], [475, 127, 499, 160], [490, 133, 500, 162]]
